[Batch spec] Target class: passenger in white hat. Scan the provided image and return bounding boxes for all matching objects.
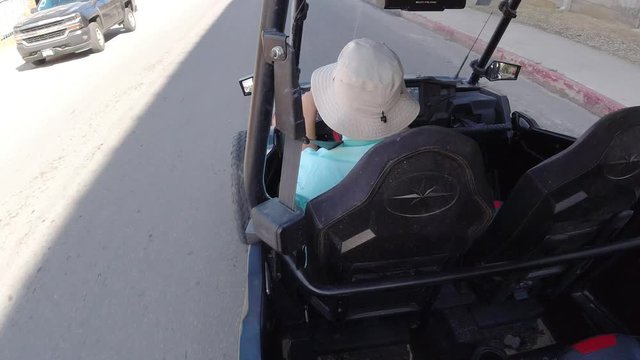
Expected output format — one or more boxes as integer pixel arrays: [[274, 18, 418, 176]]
[[296, 38, 420, 209]]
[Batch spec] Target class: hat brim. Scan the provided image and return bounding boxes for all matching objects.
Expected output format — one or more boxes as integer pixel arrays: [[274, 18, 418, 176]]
[[310, 63, 420, 141]]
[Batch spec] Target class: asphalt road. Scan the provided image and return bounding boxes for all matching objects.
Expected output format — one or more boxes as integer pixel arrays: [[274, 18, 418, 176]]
[[0, 0, 597, 359]]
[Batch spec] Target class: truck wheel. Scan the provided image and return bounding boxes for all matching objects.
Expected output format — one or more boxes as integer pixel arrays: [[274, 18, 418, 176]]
[[231, 130, 251, 244], [89, 22, 105, 53], [123, 8, 136, 32], [31, 59, 46, 66]]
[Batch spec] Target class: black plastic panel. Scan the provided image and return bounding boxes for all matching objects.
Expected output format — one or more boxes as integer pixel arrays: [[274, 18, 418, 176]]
[[385, 0, 466, 11], [251, 198, 306, 254]]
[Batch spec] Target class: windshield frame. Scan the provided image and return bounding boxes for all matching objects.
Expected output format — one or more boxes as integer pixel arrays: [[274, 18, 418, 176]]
[[37, 0, 89, 11]]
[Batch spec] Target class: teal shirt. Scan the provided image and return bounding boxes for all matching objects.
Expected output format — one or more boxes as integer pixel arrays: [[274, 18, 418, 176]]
[[295, 138, 380, 209]]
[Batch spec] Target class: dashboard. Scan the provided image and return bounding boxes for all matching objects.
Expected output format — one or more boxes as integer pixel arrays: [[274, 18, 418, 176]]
[[311, 77, 513, 141], [404, 77, 512, 129]]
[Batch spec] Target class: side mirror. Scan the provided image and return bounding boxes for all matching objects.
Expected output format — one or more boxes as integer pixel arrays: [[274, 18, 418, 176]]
[[239, 75, 253, 96], [30, 8, 37, 14], [486, 61, 521, 81]]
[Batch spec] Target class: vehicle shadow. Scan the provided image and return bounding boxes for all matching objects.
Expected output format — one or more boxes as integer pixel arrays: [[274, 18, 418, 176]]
[[0, 0, 256, 358], [15, 27, 128, 72], [104, 27, 126, 42]]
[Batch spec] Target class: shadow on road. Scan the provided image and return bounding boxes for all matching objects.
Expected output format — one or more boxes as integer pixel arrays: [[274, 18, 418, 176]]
[[0, 0, 257, 359], [104, 27, 127, 42], [15, 28, 128, 72]]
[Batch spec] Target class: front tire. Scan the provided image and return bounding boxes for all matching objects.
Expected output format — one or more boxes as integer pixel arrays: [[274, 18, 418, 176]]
[[123, 8, 136, 32], [89, 22, 105, 53], [31, 59, 46, 66], [231, 130, 251, 244]]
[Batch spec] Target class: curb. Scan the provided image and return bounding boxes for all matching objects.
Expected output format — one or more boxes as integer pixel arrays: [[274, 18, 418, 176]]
[[401, 12, 625, 117]]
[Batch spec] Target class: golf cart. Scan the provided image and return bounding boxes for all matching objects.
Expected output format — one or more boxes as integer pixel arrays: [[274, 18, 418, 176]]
[[233, 0, 640, 358]]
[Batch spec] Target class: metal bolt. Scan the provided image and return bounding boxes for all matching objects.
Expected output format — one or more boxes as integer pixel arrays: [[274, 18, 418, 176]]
[[504, 335, 522, 350], [270, 46, 285, 61]]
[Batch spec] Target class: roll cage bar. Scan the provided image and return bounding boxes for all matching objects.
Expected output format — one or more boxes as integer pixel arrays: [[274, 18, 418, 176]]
[[244, 0, 523, 210]]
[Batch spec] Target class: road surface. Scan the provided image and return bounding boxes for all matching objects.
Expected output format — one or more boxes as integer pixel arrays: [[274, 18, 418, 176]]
[[0, 0, 597, 359]]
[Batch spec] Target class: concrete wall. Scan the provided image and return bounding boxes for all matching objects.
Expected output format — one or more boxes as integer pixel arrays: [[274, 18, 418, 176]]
[[572, 0, 640, 28], [552, 0, 640, 28]]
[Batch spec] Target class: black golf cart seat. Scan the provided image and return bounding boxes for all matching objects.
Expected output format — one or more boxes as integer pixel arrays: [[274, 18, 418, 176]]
[[467, 106, 640, 297], [305, 126, 494, 282], [295, 126, 494, 319]]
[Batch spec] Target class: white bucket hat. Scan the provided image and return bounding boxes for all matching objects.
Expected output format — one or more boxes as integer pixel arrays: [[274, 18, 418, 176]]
[[310, 38, 420, 141]]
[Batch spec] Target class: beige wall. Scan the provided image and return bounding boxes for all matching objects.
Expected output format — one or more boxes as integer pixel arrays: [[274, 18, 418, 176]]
[[573, 0, 640, 28], [551, 0, 639, 28]]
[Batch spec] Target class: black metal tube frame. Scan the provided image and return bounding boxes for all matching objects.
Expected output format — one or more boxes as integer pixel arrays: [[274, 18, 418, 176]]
[[290, 0, 308, 68], [468, 0, 522, 85], [282, 237, 640, 297], [245, 0, 291, 208], [246, 0, 518, 202]]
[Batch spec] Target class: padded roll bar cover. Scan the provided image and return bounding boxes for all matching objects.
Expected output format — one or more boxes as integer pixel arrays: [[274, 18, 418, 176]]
[[473, 106, 640, 262], [305, 126, 495, 276], [251, 198, 306, 254]]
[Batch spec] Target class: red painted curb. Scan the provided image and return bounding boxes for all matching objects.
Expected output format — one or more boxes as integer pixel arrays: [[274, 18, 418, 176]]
[[402, 11, 625, 117]]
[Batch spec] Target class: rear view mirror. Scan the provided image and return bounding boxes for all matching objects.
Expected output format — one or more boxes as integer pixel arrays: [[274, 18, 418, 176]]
[[385, 0, 466, 11], [486, 61, 521, 81], [239, 75, 253, 96]]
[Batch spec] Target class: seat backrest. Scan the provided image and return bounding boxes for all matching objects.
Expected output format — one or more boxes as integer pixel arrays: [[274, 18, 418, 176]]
[[305, 126, 495, 282], [471, 106, 640, 262]]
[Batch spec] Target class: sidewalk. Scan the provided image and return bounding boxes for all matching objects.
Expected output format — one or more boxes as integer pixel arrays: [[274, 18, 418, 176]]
[[399, 7, 640, 117]]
